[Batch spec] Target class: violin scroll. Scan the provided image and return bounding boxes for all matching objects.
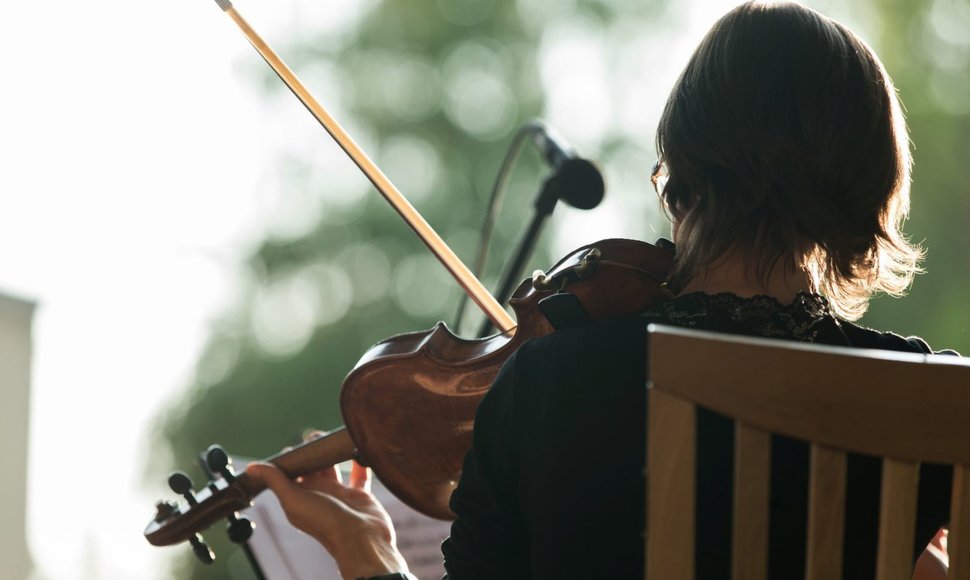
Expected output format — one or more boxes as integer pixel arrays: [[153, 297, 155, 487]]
[[148, 445, 253, 563], [145, 429, 355, 559]]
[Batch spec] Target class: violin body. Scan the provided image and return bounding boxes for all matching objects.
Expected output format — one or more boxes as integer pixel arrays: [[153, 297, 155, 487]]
[[144, 238, 672, 547], [341, 238, 673, 519]]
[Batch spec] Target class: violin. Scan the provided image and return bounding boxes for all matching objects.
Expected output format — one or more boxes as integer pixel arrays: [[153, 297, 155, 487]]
[[145, 238, 672, 548], [143, 0, 674, 560]]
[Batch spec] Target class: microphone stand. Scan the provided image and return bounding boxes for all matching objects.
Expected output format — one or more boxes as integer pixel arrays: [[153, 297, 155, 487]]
[[476, 174, 560, 338], [197, 452, 267, 580]]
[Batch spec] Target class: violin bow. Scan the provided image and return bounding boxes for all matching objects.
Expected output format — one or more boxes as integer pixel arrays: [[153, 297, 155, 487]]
[[213, 0, 516, 334]]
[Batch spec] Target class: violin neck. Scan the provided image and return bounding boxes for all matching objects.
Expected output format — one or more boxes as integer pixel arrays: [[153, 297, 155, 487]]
[[262, 426, 356, 479]]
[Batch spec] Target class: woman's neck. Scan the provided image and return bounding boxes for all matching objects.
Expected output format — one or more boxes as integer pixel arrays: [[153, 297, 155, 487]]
[[677, 257, 814, 304]]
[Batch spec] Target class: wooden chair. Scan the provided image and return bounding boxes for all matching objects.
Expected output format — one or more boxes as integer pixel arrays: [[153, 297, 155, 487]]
[[645, 324, 970, 580]]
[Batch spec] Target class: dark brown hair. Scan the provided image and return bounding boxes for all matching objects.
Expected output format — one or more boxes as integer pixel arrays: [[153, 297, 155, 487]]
[[655, 1, 921, 320]]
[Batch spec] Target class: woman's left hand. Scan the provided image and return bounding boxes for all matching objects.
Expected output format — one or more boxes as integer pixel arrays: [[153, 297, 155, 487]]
[[246, 436, 409, 580]]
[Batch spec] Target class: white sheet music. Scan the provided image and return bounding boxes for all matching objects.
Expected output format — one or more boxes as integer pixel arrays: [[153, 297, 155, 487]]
[[242, 470, 452, 580]]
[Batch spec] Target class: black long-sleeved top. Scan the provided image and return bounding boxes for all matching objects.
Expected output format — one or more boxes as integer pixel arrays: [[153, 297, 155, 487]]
[[441, 292, 956, 579]]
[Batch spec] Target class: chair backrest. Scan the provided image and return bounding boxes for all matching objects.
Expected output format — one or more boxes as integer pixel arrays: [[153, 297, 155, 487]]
[[645, 324, 970, 580]]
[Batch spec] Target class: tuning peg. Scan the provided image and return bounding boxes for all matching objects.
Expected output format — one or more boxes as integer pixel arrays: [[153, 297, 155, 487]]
[[189, 533, 215, 564], [168, 471, 198, 505], [226, 513, 255, 544], [205, 444, 236, 483]]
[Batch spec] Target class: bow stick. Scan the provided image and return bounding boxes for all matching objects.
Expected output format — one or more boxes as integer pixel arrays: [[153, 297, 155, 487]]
[[213, 0, 516, 334]]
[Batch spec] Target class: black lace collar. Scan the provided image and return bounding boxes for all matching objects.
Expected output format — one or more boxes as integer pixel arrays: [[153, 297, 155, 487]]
[[642, 291, 841, 343]]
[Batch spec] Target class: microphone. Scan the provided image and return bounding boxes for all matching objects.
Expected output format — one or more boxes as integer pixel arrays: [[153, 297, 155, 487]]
[[527, 120, 577, 168], [472, 121, 605, 337], [524, 121, 605, 211]]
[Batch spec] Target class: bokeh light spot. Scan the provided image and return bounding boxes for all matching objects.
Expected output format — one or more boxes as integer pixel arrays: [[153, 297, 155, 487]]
[[437, 0, 494, 26], [391, 253, 455, 319], [443, 41, 517, 139], [251, 262, 352, 356], [379, 134, 442, 202], [383, 55, 442, 122], [339, 243, 392, 305]]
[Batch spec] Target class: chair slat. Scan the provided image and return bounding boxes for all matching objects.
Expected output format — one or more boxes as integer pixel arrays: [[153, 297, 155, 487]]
[[647, 386, 696, 580], [949, 466, 970, 580], [645, 327, 970, 579], [732, 423, 770, 580], [875, 459, 919, 580], [806, 445, 847, 580]]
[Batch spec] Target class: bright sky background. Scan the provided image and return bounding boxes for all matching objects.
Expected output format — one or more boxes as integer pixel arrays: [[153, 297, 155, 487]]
[[1, 2, 336, 577], [0, 0, 861, 578]]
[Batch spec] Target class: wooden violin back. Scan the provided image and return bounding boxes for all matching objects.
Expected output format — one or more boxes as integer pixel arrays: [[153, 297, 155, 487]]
[[340, 238, 674, 519]]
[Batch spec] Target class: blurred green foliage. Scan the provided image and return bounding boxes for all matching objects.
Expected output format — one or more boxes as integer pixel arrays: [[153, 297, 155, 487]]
[[153, 0, 548, 577], [149, 0, 969, 578], [853, 0, 970, 351]]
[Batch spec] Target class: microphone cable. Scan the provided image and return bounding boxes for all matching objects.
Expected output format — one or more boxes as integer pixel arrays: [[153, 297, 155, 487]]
[[452, 123, 535, 333]]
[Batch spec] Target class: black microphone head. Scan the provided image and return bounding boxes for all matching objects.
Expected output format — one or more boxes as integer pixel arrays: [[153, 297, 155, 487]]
[[554, 157, 605, 210]]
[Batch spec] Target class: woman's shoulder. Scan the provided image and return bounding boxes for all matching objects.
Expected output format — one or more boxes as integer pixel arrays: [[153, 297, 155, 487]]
[[513, 313, 649, 382], [838, 320, 960, 356]]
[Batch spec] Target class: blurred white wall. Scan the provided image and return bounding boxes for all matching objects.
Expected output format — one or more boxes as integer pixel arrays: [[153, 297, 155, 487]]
[[0, 290, 36, 580]]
